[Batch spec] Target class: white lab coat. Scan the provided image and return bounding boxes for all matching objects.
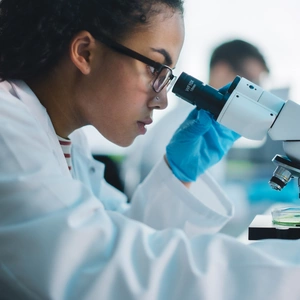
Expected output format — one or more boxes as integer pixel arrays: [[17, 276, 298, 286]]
[[1, 80, 300, 300]]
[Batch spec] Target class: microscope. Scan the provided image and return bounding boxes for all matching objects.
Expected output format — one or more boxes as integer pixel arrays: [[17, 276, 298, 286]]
[[172, 72, 300, 240]]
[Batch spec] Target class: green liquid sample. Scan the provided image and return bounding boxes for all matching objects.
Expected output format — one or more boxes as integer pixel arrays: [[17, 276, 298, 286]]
[[272, 207, 300, 227]]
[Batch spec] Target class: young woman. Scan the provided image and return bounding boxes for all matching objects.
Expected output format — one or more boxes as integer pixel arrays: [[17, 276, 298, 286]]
[[1, 1, 299, 299]]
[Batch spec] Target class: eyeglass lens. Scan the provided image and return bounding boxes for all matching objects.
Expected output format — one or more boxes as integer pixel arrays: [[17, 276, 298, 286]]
[[153, 67, 175, 93]]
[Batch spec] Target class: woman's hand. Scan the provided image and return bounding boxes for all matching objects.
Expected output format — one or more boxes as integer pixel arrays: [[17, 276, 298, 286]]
[[166, 108, 240, 183]]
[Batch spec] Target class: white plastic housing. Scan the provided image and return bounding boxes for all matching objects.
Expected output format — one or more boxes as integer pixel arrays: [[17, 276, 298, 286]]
[[268, 100, 300, 140], [283, 141, 300, 163], [217, 77, 285, 140]]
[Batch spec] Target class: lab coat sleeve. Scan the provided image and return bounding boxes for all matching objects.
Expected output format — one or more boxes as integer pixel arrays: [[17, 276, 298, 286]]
[[127, 159, 234, 237]]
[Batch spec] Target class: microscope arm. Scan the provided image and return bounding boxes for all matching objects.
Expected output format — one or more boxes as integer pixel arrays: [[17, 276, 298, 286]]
[[268, 100, 300, 163]]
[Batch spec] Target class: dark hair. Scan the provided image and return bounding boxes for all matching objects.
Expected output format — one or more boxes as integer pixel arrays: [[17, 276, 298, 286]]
[[0, 0, 184, 81], [209, 39, 269, 74]]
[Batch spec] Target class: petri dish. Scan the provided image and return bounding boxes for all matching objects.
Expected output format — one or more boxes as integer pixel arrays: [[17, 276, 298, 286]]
[[272, 207, 300, 227]]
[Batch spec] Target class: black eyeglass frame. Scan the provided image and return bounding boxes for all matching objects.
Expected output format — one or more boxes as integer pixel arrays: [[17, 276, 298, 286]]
[[96, 35, 176, 93]]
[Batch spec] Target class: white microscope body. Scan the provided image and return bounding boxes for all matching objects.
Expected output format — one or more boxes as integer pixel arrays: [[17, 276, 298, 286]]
[[172, 73, 300, 196]]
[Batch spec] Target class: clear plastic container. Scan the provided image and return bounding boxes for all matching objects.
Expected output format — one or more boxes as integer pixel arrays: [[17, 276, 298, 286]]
[[272, 207, 300, 227]]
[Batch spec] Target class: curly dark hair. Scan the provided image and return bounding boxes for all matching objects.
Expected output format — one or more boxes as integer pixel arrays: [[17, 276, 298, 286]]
[[0, 0, 184, 81]]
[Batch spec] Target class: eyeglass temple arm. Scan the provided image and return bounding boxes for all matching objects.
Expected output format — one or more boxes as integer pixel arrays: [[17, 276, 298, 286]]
[[97, 35, 163, 71]]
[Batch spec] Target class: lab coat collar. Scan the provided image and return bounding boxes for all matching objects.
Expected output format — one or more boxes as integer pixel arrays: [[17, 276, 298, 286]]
[[9, 80, 72, 177]]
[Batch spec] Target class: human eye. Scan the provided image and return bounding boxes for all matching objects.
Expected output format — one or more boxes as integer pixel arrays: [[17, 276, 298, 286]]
[[147, 65, 159, 77]]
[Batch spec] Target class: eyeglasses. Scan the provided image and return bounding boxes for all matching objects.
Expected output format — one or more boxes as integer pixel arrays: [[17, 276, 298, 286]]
[[96, 35, 176, 93]]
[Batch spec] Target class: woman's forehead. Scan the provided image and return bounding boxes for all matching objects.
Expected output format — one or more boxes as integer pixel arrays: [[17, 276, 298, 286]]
[[124, 10, 184, 66]]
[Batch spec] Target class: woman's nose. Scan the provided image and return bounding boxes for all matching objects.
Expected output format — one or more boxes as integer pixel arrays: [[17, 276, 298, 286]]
[[150, 91, 168, 110]]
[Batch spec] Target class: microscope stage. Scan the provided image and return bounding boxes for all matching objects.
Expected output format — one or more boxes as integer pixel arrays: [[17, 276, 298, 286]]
[[248, 214, 300, 240]]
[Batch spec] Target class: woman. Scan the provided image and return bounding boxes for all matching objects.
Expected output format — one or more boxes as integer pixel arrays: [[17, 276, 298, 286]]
[[0, 1, 299, 300]]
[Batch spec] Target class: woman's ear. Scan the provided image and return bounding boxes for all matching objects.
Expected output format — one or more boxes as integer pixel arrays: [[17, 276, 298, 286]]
[[69, 31, 97, 75]]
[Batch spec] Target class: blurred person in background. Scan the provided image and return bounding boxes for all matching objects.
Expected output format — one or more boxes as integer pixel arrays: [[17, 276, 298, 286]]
[[209, 38, 269, 87]]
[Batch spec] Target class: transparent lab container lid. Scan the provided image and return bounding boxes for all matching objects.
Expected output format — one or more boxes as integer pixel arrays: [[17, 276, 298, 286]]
[[272, 207, 300, 227]]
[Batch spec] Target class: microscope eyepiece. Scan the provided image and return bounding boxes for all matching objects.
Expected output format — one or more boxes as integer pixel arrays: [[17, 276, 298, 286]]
[[172, 72, 231, 119]]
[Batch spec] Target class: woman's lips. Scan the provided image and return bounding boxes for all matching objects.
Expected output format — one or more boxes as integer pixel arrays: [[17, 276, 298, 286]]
[[137, 118, 153, 134]]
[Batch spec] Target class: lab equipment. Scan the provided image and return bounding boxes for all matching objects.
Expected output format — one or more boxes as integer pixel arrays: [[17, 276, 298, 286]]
[[272, 207, 300, 226], [248, 213, 300, 240], [172, 72, 300, 199]]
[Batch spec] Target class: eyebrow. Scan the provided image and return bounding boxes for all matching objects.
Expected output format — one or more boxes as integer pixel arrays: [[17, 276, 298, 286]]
[[151, 48, 173, 66]]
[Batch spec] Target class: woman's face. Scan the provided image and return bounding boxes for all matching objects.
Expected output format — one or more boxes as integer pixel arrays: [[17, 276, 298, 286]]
[[76, 8, 185, 147]]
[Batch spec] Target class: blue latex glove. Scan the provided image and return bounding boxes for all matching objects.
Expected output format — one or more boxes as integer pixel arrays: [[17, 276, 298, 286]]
[[166, 88, 240, 182]]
